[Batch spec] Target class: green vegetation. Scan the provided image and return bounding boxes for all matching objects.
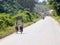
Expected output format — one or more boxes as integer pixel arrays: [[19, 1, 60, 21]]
[[0, 13, 14, 30], [0, 13, 15, 38], [47, 0, 60, 23], [53, 16, 60, 23], [52, 10, 60, 23], [0, 10, 41, 39], [0, 0, 35, 14], [0, 0, 41, 39]]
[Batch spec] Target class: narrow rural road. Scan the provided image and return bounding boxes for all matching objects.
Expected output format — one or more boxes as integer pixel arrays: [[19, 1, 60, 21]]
[[0, 16, 60, 45]]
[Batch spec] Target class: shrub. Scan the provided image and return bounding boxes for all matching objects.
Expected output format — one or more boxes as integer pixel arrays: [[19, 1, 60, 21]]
[[0, 13, 14, 30]]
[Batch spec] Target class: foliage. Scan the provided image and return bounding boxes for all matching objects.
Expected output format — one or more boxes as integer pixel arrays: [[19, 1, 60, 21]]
[[0, 0, 36, 14], [48, 0, 60, 16], [13, 10, 40, 23], [0, 10, 41, 39], [48, 0, 60, 23], [0, 13, 14, 30]]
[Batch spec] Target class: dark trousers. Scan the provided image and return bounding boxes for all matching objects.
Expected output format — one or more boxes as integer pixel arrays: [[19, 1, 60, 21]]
[[15, 27, 18, 32], [20, 26, 23, 32]]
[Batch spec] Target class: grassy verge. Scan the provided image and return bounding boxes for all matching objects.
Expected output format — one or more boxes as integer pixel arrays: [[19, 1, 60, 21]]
[[0, 17, 41, 39], [0, 26, 15, 39], [53, 16, 60, 23]]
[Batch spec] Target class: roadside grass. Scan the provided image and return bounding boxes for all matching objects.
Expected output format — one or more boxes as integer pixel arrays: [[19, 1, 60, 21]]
[[53, 16, 60, 23], [0, 17, 41, 39], [0, 26, 15, 39]]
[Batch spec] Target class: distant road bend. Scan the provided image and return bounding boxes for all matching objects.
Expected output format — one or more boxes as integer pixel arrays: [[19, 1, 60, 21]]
[[0, 16, 60, 45]]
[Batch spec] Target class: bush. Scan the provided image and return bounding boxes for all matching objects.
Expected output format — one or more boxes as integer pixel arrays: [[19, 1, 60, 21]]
[[0, 20, 5, 30], [0, 13, 14, 30], [13, 10, 40, 23], [5, 19, 14, 26]]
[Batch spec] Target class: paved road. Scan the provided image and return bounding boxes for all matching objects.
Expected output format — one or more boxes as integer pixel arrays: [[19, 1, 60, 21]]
[[0, 16, 60, 45]]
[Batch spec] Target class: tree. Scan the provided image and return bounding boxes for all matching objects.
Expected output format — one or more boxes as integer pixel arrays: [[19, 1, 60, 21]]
[[48, 0, 60, 16], [0, 0, 36, 14]]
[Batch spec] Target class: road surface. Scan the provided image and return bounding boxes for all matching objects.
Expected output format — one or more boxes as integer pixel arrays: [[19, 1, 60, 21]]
[[0, 16, 60, 45]]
